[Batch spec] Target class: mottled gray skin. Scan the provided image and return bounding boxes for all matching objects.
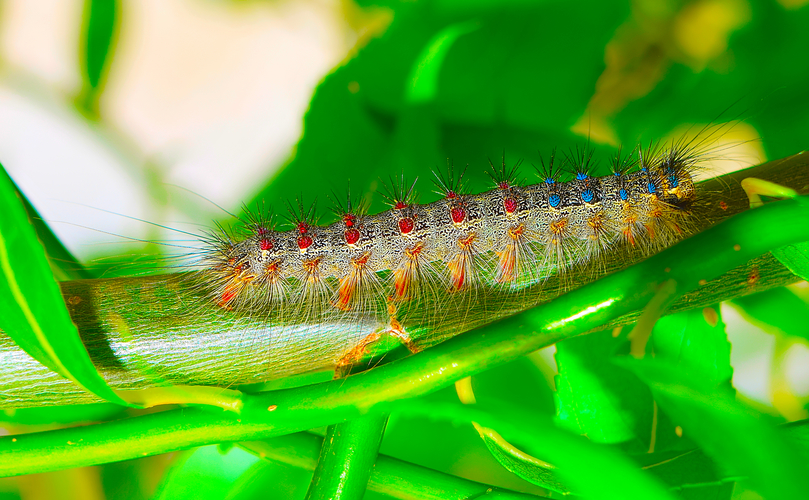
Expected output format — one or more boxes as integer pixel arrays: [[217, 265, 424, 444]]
[[203, 160, 695, 337]]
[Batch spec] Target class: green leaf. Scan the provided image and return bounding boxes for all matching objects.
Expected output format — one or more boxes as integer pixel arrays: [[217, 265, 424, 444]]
[[733, 286, 809, 341], [617, 357, 809, 500], [554, 329, 654, 451], [0, 166, 132, 406], [636, 449, 735, 500], [77, 0, 119, 115], [472, 424, 737, 498], [407, 21, 479, 104], [650, 305, 733, 389], [389, 398, 678, 500], [10, 178, 92, 281], [465, 357, 562, 492], [771, 242, 809, 281], [648, 305, 734, 453], [613, 0, 809, 160], [432, 1, 628, 132], [249, 1, 628, 218], [154, 446, 259, 500], [473, 426, 569, 495]]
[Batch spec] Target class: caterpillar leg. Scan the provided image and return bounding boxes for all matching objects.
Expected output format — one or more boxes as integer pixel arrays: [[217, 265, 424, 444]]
[[334, 304, 421, 377]]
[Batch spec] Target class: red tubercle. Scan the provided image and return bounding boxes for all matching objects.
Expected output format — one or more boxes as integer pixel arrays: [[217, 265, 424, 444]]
[[398, 217, 414, 234], [297, 222, 309, 235], [298, 235, 313, 250], [343, 214, 356, 227], [394, 201, 408, 210], [256, 226, 270, 236], [498, 181, 509, 190], [260, 239, 273, 251], [344, 228, 360, 245], [450, 206, 465, 224], [446, 190, 457, 199], [504, 197, 517, 214]]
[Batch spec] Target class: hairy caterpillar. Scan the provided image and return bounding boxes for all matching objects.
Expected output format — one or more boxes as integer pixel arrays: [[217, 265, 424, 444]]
[[189, 134, 704, 370], [8, 119, 806, 408]]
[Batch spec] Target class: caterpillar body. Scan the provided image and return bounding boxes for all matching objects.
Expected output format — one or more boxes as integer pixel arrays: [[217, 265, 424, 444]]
[[192, 139, 700, 371], [2, 128, 759, 406]]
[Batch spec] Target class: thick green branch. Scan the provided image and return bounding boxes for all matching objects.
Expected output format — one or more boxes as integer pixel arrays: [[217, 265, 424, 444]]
[[2, 194, 808, 475], [0, 155, 807, 408]]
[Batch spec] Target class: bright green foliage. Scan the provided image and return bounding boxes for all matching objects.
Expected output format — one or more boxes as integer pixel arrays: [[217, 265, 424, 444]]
[[391, 399, 679, 500]]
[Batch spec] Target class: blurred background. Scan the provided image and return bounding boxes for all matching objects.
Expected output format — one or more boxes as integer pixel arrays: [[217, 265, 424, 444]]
[[1, 0, 808, 498]]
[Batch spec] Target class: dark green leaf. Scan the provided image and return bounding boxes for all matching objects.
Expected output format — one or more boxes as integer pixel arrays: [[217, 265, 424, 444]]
[[613, 0, 809, 160], [648, 305, 734, 453]]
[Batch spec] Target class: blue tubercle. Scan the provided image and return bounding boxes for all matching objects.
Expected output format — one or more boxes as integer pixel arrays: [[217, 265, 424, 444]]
[[576, 172, 588, 181], [549, 193, 561, 207], [581, 189, 594, 203], [544, 178, 555, 185], [668, 174, 679, 188], [619, 188, 628, 200], [647, 182, 657, 194]]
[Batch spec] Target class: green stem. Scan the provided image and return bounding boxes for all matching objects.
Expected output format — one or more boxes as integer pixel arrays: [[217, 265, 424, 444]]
[[2, 194, 809, 476], [305, 414, 388, 500], [242, 434, 545, 500]]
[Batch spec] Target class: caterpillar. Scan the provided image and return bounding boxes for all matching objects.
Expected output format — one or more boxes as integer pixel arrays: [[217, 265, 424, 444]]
[[188, 135, 704, 370], [4, 122, 791, 408]]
